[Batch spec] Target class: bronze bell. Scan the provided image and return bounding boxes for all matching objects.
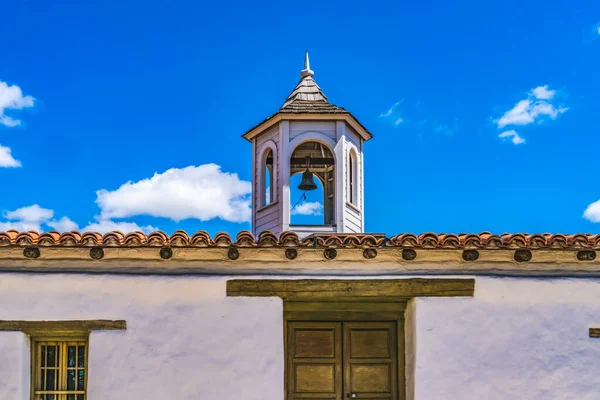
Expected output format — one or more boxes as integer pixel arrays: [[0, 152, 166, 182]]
[[298, 168, 318, 191]]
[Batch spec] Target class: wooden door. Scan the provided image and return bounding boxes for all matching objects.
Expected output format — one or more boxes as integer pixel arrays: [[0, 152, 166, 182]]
[[343, 322, 397, 399], [287, 321, 398, 400], [287, 322, 343, 400]]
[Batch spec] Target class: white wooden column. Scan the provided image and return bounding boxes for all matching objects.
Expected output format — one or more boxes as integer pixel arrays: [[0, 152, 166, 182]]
[[280, 120, 291, 232], [335, 121, 345, 231], [251, 138, 257, 235]]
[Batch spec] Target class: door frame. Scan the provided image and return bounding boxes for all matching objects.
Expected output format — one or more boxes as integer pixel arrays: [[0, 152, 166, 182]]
[[284, 301, 406, 400]]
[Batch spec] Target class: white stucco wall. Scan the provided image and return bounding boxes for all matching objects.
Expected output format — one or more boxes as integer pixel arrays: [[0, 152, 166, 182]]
[[412, 277, 600, 400], [0, 273, 599, 399], [0, 274, 284, 400]]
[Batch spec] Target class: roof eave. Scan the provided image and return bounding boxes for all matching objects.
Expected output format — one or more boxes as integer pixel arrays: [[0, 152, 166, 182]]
[[242, 112, 373, 142]]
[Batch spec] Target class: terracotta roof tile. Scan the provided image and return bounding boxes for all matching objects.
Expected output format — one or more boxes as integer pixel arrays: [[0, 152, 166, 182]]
[[1, 229, 599, 250]]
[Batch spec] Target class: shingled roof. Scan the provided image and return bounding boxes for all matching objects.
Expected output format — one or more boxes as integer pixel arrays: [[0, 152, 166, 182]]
[[243, 52, 372, 139]]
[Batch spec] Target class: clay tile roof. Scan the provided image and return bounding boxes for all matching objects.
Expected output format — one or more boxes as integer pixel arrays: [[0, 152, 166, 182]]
[[1, 230, 599, 250]]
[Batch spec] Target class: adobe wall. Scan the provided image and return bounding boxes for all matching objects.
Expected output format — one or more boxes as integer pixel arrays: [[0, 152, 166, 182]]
[[0, 273, 599, 399]]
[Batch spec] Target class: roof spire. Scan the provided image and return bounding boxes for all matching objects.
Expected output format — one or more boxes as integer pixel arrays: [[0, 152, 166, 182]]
[[300, 50, 314, 79]]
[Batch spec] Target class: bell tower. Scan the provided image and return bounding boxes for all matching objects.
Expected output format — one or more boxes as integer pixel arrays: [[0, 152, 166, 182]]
[[243, 52, 372, 238]]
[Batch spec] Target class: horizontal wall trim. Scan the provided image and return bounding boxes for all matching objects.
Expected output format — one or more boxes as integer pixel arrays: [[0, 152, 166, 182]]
[[0, 320, 126, 334], [226, 278, 475, 300], [590, 328, 600, 338], [0, 248, 600, 276]]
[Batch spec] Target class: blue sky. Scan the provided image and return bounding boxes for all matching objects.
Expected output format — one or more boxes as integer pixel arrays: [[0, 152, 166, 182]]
[[1, 0, 600, 236]]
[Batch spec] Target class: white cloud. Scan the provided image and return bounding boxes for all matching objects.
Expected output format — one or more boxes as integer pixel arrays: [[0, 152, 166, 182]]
[[95, 164, 252, 223], [4, 204, 53, 223], [530, 85, 555, 100], [0, 221, 42, 232], [82, 218, 157, 234], [494, 85, 567, 144], [291, 201, 323, 216], [0, 163, 253, 234], [584, 200, 600, 223], [47, 216, 79, 231], [394, 117, 403, 126], [380, 101, 400, 117], [496, 86, 567, 129], [0, 204, 54, 231], [0, 144, 21, 167], [0, 116, 20, 127], [0, 204, 82, 232], [0, 80, 35, 127], [498, 130, 526, 145]]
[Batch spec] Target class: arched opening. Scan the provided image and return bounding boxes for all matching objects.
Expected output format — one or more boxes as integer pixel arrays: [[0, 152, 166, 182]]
[[260, 148, 274, 207], [289, 141, 335, 227], [348, 148, 358, 205], [290, 174, 324, 225]]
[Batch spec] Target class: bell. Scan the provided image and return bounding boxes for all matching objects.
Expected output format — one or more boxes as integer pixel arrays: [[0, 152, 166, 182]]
[[298, 168, 318, 191]]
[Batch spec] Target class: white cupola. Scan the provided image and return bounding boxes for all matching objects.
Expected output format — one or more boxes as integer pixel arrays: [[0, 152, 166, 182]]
[[243, 52, 372, 238]]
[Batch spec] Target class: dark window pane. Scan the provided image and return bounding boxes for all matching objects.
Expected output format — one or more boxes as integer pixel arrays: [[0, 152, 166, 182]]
[[77, 395, 84, 400], [78, 346, 85, 368], [41, 346, 46, 367], [68, 346, 76, 367], [78, 369, 85, 389], [67, 395, 75, 400], [46, 369, 55, 390], [47, 346, 56, 367], [67, 369, 76, 390], [40, 369, 45, 390], [47, 395, 55, 400]]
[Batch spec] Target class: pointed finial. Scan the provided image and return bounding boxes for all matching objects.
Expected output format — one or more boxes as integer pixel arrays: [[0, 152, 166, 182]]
[[300, 50, 314, 79]]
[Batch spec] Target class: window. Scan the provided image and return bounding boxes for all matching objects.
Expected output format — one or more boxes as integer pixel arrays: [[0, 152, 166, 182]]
[[261, 148, 275, 207], [348, 149, 358, 205], [32, 337, 88, 400]]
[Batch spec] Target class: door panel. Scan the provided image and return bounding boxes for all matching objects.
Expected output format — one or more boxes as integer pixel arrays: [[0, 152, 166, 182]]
[[288, 322, 343, 400], [344, 322, 397, 400], [287, 321, 398, 400]]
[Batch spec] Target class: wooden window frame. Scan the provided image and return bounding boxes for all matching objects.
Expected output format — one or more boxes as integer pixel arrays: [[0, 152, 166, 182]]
[[31, 335, 89, 400], [0, 320, 125, 400], [284, 301, 406, 400]]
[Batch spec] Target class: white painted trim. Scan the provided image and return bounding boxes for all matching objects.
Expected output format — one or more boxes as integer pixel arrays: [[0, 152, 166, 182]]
[[335, 121, 345, 231], [243, 113, 372, 142], [347, 146, 359, 208], [346, 201, 361, 214], [280, 121, 291, 231], [360, 137, 365, 230], [251, 138, 256, 234], [256, 140, 278, 208], [288, 131, 337, 154]]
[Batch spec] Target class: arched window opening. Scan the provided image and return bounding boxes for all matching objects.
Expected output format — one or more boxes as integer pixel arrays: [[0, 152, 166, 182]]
[[348, 149, 358, 205], [261, 148, 274, 207], [289, 141, 335, 226]]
